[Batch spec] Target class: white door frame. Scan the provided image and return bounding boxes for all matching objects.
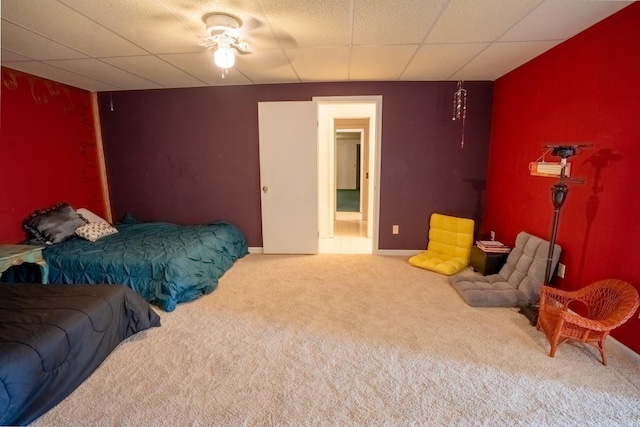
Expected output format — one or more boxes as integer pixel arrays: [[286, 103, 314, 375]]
[[314, 95, 382, 254]]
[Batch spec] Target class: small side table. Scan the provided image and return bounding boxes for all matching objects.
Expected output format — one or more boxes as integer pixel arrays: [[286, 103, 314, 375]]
[[0, 244, 49, 284], [470, 246, 509, 276]]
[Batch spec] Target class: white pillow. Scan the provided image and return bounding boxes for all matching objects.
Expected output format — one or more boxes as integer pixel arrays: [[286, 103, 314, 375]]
[[77, 208, 109, 224], [75, 221, 118, 242]]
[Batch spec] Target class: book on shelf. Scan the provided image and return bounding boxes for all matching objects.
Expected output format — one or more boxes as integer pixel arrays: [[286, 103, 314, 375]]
[[476, 240, 511, 253], [476, 240, 505, 246]]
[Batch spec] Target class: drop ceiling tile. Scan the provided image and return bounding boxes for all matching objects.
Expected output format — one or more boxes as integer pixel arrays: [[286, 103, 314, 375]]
[[452, 40, 559, 81], [234, 50, 300, 84], [352, 0, 447, 45], [259, 0, 350, 47], [402, 43, 489, 81], [1, 0, 147, 57], [159, 52, 253, 86], [350, 45, 418, 80], [102, 55, 206, 88], [1, 61, 119, 91], [426, 0, 542, 43], [286, 47, 350, 81], [58, 0, 202, 54], [1, 20, 88, 60], [44, 58, 163, 90], [500, 0, 632, 41], [1, 0, 633, 88]]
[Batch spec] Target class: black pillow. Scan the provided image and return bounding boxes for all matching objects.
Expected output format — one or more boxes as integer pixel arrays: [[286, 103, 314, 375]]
[[117, 212, 142, 225], [23, 203, 88, 244]]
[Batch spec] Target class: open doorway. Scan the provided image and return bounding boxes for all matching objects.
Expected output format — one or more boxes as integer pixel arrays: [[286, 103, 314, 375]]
[[336, 131, 362, 214], [315, 96, 382, 254], [333, 129, 369, 253]]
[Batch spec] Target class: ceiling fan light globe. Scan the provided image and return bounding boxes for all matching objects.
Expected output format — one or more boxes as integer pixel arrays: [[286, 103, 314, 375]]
[[214, 48, 235, 69]]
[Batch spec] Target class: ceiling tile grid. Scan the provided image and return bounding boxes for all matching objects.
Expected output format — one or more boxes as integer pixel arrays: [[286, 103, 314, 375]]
[[43, 58, 164, 90], [0, 0, 633, 91], [352, 0, 448, 46]]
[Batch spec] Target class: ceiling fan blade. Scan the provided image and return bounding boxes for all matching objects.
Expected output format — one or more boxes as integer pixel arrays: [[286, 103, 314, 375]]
[[241, 17, 263, 33]]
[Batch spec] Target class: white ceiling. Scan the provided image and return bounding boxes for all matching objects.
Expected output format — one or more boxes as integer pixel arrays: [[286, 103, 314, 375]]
[[0, 0, 633, 92]]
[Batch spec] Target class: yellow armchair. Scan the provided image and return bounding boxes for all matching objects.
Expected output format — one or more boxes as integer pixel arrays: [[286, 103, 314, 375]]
[[409, 213, 475, 276]]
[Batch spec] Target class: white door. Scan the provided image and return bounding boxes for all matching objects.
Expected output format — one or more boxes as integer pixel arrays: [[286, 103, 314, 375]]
[[258, 101, 318, 254]]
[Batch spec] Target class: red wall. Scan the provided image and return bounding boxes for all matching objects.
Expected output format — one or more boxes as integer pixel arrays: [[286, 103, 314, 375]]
[[484, 3, 640, 353], [0, 68, 108, 243]]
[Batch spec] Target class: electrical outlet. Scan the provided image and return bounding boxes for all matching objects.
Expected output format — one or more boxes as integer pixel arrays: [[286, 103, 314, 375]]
[[392, 225, 399, 234], [557, 263, 566, 278], [490, 231, 495, 241]]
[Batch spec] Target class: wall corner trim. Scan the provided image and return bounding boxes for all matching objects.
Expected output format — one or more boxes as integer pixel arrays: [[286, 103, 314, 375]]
[[91, 92, 113, 223]]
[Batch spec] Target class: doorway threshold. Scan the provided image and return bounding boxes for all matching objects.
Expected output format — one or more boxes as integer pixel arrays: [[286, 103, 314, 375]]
[[319, 236, 372, 254]]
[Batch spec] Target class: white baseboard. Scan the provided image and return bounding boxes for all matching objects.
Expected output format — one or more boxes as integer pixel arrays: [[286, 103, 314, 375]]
[[607, 336, 640, 364], [248, 248, 419, 256], [376, 249, 420, 256]]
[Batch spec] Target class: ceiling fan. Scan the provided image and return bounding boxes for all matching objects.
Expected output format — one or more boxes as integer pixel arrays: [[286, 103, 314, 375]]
[[201, 12, 251, 75]]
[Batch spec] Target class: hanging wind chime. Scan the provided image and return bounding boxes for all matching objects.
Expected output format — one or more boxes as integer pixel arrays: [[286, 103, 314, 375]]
[[452, 80, 467, 148]]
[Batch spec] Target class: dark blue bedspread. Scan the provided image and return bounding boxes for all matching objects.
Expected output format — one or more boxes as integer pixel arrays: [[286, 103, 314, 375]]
[[0, 283, 160, 426], [43, 220, 248, 311]]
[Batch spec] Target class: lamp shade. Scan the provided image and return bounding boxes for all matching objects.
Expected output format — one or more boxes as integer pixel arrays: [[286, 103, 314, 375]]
[[214, 47, 235, 69]]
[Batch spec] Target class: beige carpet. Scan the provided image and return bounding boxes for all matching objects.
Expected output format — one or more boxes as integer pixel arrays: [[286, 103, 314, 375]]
[[33, 254, 640, 426]]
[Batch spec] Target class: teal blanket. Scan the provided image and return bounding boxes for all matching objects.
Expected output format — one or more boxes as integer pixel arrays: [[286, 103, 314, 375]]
[[43, 220, 248, 311]]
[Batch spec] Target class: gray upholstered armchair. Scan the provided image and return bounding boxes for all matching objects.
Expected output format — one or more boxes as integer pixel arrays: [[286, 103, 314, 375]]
[[448, 232, 561, 307]]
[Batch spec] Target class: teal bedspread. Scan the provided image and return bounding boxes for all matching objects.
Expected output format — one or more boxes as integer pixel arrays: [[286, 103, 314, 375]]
[[43, 220, 248, 311]]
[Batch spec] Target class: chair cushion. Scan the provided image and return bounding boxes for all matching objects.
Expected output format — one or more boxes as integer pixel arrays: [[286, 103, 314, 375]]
[[408, 213, 475, 276], [448, 273, 532, 306], [408, 249, 470, 276], [448, 232, 561, 307]]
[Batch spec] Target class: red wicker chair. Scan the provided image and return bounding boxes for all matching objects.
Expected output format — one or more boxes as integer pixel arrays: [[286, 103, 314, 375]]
[[536, 279, 639, 365]]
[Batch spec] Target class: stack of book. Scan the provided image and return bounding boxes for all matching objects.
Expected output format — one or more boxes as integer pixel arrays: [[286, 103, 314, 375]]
[[476, 240, 511, 253]]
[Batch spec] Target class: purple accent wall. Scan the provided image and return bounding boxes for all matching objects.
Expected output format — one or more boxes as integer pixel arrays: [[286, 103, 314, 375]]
[[98, 81, 493, 249]]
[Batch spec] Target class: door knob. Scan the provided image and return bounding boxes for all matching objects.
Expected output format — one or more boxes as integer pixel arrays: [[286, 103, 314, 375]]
[[262, 186, 268, 193]]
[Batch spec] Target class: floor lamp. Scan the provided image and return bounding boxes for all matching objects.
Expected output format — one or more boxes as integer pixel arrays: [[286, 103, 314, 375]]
[[544, 181, 568, 283], [520, 145, 588, 325]]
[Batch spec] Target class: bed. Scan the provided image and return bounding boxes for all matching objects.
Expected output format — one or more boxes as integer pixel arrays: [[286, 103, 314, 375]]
[[23, 206, 248, 311], [41, 217, 248, 312], [20, 204, 248, 312], [0, 282, 160, 426]]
